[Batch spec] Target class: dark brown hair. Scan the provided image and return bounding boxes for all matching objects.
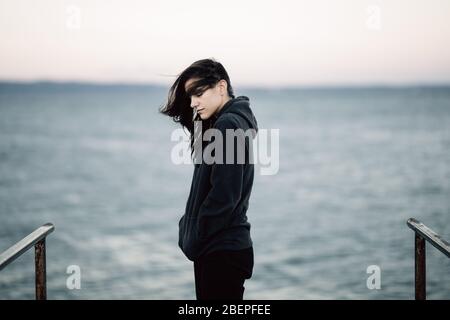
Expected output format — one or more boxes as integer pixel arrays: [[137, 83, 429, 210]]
[[159, 58, 234, 157]]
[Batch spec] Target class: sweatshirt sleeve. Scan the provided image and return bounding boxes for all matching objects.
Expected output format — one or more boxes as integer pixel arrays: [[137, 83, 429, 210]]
[[196, 116, 244, 241]]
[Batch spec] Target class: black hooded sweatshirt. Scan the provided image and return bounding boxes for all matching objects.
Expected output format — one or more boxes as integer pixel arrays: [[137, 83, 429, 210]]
[[178, 95, 258, 261]]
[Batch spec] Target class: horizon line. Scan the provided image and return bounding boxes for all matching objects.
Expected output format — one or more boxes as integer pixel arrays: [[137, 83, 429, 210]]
[[1, 79, 450, 90]]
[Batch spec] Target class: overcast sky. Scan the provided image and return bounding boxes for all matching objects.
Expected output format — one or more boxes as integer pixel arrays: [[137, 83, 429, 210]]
[[1, 0, 450, 87]]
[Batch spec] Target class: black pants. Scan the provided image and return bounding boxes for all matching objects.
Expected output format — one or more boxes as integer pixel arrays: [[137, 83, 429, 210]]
[[194, 247, 254, 300]]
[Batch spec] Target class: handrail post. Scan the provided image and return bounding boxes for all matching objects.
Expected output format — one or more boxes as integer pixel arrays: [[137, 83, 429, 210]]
[[415, 233, 426, 300], [407, 218, 450, 300], [35, 238, 47, 300], [0, 223, 55, 300]]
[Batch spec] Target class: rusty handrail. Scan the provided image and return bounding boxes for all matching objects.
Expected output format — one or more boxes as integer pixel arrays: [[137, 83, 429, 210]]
[[0, 223, 55, 299], [406, 218, 450, 300]]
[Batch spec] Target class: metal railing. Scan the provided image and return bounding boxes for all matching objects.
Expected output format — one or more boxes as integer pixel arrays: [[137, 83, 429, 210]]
[[0, 223, 55, 300], [407, 218, 450, 300]]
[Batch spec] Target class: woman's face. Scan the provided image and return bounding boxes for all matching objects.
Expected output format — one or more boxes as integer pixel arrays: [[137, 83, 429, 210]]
[[184, 78, 230, 120]]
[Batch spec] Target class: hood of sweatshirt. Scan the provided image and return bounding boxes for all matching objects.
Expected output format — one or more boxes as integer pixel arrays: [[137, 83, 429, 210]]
[[213, 95, 258, 133]]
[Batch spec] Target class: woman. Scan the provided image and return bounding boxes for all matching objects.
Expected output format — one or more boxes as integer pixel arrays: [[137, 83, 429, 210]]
[[160, 58, 258, 300]]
